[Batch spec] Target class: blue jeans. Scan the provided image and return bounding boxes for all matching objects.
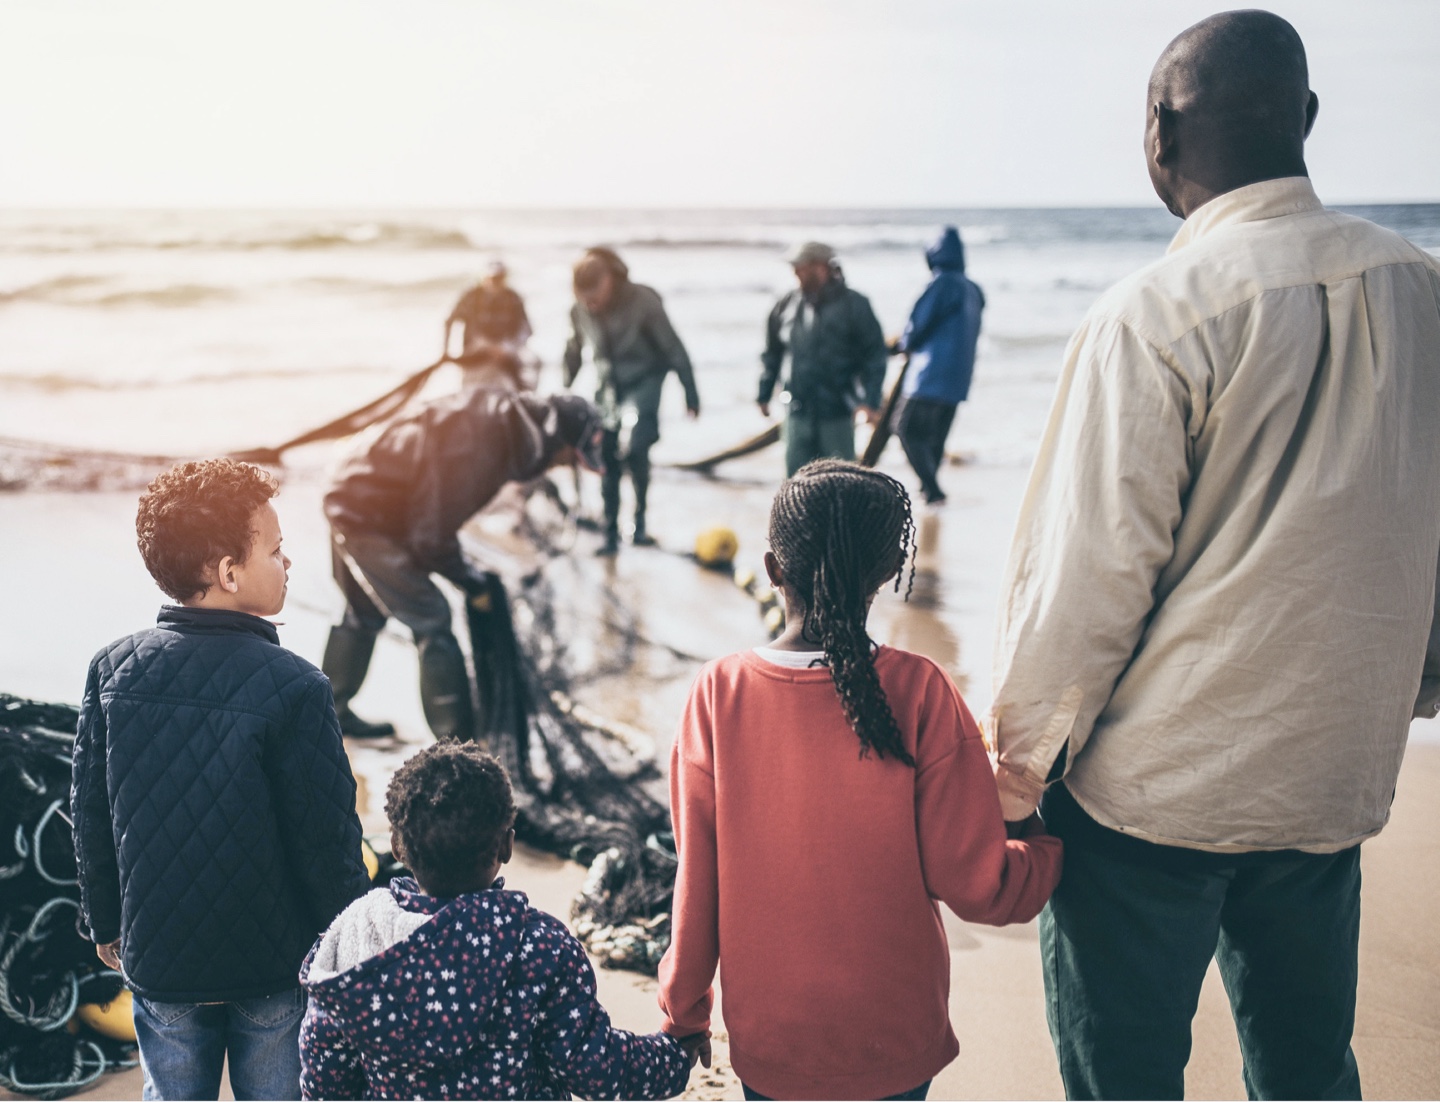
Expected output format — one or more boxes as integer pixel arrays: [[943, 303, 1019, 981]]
[[132, 987, 305, 1101]]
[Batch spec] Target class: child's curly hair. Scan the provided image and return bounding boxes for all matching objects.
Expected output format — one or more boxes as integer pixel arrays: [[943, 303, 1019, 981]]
[[135, 459, 279, 601], [385, 743, 517, 895]]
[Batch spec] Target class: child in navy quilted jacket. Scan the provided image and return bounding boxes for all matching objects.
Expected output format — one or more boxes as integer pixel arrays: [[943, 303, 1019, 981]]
[[299, 743, 700, 1100], [71, 459, 372, 1101]]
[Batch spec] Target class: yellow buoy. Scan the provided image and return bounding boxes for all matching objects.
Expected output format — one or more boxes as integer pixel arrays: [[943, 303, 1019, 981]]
[[76, 989, 136, 1042], [694, 526, 739, 569], [361, 838, 380, 881]]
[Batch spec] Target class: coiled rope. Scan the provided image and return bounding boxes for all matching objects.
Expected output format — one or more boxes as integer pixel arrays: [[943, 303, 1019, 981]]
[[0, 697, 137, 1099]]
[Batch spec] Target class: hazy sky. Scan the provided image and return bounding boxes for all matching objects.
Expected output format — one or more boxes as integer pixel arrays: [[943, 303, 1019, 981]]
[[2, 0, 1436, 208]]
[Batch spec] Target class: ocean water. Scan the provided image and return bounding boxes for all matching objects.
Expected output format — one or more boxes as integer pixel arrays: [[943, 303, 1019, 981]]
[[4, 204, 1436, 470]]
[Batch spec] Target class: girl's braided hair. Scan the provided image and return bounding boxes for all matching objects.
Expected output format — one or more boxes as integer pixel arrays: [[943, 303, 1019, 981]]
[[768, 459, 918, 766]]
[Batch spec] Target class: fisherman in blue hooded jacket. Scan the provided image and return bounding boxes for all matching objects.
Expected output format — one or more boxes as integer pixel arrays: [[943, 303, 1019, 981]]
[[891, 226, 985, 505]]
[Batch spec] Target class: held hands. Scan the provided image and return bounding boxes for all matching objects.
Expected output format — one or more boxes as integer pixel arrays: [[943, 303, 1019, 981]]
[[675, 1032, 712, 1070], [1004, 813, 1047, 840], [96, 940, 122, 971], [856, 405, 881, 427]]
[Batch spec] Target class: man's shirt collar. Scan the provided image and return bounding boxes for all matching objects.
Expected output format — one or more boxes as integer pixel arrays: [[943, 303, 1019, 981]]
[[1167, 176, 1322, 255]]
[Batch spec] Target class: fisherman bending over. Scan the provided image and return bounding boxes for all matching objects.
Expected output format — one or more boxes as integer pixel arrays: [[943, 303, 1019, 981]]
[[321, 389, 603, 741], [563, 247, 700, 556]]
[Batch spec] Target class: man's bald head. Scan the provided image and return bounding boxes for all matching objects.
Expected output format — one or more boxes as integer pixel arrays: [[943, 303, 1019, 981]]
[[1145, 10, 1319, 217]]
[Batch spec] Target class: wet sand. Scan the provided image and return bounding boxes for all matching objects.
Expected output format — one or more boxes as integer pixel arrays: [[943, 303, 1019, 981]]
[[2, 432, 1437, 1100]]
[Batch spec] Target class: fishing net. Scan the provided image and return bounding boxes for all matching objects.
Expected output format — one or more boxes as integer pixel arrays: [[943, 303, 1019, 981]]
[[0, 696, 137, 1100], [462, 514, 680, 973]]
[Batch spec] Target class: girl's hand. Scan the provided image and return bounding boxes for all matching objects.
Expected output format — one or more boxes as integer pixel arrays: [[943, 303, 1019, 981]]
[[1005, 813, 1047, 840], [676, 1033, 712, 1070]]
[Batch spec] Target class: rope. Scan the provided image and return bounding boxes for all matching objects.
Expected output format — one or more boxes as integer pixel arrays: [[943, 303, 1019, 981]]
[[228, 353, 451, 465], [0, 900, 81, 1032], [0, 353, 454, 476], [0, 698, 137, 1099], [31, 803, 77, 888], [0, 1039, 108, 1097]]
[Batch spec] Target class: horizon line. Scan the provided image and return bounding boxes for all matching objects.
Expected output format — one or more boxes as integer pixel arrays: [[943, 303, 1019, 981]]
[[2, 198, 1438, 215]]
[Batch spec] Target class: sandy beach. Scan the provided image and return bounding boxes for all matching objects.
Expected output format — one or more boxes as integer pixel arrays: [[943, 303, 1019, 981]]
[[2, 429, 1437, 1100]]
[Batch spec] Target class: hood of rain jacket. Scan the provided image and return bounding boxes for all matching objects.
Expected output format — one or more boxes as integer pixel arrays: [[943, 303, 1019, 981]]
[[926, 225, 966, 273], [899, 228, 985, 403]]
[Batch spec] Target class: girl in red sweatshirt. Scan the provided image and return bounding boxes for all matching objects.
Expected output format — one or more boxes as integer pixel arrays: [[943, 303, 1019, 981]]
[[658, 460, 1062, 1101]]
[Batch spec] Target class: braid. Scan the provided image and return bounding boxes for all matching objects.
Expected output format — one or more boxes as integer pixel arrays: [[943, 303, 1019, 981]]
[[768, 459, 917, 766]]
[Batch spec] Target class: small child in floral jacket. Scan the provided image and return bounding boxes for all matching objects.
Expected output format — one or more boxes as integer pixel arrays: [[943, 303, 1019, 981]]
[[299, 743, 696, 1100]]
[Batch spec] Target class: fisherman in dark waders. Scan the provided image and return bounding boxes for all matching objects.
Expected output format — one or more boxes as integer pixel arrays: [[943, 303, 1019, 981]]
[[320, 390, 603, 741], [758, 241, 889, 477], [563, 247, 700, 556]]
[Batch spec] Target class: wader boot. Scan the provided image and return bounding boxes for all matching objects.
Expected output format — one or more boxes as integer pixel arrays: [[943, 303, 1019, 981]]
[[631, 461, 655, 546], [598, 464, 622, 556], [418, 631, 475, 742], [321, 625, 396, 739]]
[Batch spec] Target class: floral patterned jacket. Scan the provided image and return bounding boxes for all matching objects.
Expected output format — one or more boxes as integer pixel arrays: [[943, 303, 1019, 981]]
[[299, 877, 689, 1100]]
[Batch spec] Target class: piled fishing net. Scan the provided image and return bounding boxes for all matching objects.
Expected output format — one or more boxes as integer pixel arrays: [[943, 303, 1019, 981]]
[[0, 696, 137, 1099], [455, 475, 791, 973], [465, 556, 679, 973]]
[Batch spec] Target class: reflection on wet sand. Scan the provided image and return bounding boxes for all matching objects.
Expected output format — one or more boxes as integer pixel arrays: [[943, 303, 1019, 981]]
[[879, 511, 967, 693]]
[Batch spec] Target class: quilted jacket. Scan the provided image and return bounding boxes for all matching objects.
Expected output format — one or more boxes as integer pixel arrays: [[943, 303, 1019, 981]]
[[299, 877, 690, 1100], [71, 605, 371, 1003]]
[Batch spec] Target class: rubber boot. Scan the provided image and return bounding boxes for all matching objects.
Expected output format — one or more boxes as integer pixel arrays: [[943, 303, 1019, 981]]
[[418, 631, 475, 742], [598, 462, 622, 556], [631, 463, 655, 546], [320, 625, 396, 739]]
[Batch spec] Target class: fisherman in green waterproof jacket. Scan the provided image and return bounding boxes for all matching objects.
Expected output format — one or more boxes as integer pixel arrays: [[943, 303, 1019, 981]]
[[563, 247, 700, 556], [759, 241, 889, 476]]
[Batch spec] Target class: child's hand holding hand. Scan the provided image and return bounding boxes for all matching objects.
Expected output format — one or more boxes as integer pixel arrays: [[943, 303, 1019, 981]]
[[675, 1032, 712, 1070], [1004, 813, 1047, 840]]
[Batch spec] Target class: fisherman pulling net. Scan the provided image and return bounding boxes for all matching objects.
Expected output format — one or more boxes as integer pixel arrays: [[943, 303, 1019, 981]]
[[0, 696, 137, 1100]]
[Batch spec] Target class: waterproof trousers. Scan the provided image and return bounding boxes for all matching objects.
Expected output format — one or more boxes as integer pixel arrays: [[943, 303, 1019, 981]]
[[894, 396, 957, 504], [1040, 788, 1362, 1101], [783, 411, 854, 477], [600, 425, 654, 539], [327, 530, 473, 742]]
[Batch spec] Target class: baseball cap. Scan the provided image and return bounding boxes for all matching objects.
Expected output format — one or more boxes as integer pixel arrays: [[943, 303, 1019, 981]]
[[785, 241, 837, 266]]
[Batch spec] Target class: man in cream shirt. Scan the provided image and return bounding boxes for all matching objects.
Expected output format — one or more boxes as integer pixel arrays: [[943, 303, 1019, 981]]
[[990, 10, 1440, 1099]]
